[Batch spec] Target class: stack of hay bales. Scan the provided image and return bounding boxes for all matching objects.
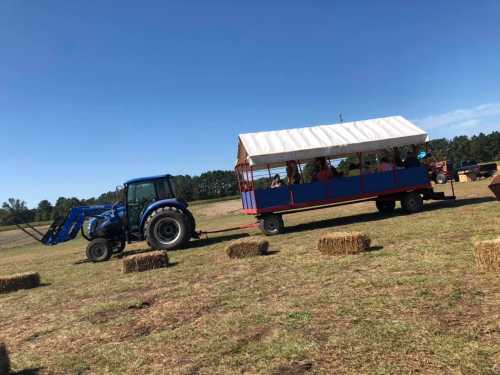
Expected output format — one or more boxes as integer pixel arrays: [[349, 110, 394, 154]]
[[226, 239, 269, 259], [317, 231, 371, 255], [0, 342, 9, 375], [122, 251, 169, 273], [0, 272, 40, 294], [473, 239, 500, 271]]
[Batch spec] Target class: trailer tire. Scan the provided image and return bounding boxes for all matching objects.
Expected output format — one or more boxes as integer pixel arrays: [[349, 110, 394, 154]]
[[376, 199, 396, 214], [436, 173, 447, 184], [401, 192, 424, 214], [259, 214, 284, 236], [145, 207, 190, 250], [86, 238, 112, 262]]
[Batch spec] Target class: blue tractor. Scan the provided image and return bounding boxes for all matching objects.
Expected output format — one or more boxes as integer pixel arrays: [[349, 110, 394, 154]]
[[17, 174, 198, 262]]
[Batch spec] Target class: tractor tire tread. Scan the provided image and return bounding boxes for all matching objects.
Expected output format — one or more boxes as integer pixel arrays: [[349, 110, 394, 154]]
[[144, 206, 190, 250]]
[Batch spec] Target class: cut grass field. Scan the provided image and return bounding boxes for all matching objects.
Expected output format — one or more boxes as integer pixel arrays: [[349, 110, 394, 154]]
[[0, 179, 499, 374]]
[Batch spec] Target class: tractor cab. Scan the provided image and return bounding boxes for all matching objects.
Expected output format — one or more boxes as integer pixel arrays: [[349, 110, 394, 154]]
[[124, 175, 175, 233], [123, 175, 178, 237]]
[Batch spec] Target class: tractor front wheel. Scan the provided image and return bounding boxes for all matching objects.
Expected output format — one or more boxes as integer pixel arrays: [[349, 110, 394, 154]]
[[259, 214, 284, 236], [145, 207, 190, 250], [86, 238, 112, 262]]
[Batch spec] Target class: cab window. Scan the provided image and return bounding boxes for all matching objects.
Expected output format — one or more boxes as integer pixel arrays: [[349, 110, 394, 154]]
[[127, 182, 156, 204], [156, 179, 174, 200]]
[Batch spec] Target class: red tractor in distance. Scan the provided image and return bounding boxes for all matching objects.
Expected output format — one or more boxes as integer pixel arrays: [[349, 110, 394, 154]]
[[427, 160, 453, 184]]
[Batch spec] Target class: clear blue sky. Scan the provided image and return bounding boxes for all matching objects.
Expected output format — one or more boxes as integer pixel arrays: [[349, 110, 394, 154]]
[[1, 0, 500, 207]]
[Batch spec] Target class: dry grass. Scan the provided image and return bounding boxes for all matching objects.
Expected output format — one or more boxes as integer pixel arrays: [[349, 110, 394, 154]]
[[473, 238, 500, 271], [317, 231, 371, 255], [122, 251, 169, 273], [226, 238, 269, 259], [0, 179, 499, 374], [0, 271, 40, 294], [0, 342, 9, 375]]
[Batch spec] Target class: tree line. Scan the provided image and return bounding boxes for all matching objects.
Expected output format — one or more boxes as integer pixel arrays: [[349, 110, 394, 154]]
[[1, 131, 499, 226]]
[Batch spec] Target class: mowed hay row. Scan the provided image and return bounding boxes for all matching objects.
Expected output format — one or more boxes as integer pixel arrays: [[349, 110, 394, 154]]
[[317, 231, 371, 255], [473, 238, 500, 271], [0, 342, 10, 375], [122, 251, 169, 273], [0, 272, 41, 294], [226, 239, 269, 259]]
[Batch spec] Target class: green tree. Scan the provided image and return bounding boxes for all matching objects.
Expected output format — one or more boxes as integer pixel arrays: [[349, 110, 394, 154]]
[[36, 200, 53, 221], [1, 198, 33, 224]]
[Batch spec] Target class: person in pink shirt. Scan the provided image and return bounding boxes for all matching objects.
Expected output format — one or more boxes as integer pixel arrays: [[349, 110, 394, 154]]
[[377, 157, 393, 172], [313, 157, 333, 182]]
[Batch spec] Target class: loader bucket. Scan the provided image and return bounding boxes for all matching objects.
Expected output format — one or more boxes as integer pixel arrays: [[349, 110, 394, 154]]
[[14, 217, 65, 245], [488, 174, 500, 201]]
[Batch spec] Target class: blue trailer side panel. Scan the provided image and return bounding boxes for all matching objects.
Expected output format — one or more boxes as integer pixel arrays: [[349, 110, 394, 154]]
[[255, 186, 289, 208], [329, 175, 362, 198], [247, 167, 430, 212], [397, 167, 428, 188], [364, 171, 395, 193]]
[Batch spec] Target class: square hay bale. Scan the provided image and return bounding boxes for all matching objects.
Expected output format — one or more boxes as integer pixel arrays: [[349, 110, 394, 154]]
[[473, 238, 500, 272], [0, 342, 9, 375], [226, 239, 269, 259], [122, 251, 169, 273], [0, 272, 41, 294], [317, 231, 371, 255]]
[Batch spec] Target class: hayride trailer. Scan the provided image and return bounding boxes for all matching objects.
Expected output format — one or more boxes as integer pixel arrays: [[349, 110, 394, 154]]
[[235, 115, 456, 235]]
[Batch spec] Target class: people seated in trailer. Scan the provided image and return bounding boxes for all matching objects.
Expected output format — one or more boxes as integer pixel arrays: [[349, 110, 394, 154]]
[[348, 163, 361, 176], [270, 174, 283, 188], [286, 161, 301, 185], [312, 157, 333, 182], [404, 151, 421, 168], [362, 161, 373, 174], [393, 147, 405, 168], [330, 164, 342, 177], [377, 157, 393, 172]]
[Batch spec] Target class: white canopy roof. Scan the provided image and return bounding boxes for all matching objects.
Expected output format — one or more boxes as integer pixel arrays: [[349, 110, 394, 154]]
[[237, 115, 429, 169]]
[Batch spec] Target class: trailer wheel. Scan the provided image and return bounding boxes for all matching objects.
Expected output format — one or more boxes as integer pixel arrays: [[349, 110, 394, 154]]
[[259, 214, 284, 236], [436, 173, 447, 184], [145, 207, 190, 250], [401, 192, 424, 214], [376, 199, 396, 214], [86, 238, 112, 262]]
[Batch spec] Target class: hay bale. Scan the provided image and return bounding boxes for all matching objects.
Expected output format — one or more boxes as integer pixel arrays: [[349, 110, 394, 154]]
[[0, 342, 10, 375], [226, 239, 269, 259], [122, 251, 169, 273], [317, 231, 371, 255], [0, 272, 40, 294], [473, 238, 500, 271]]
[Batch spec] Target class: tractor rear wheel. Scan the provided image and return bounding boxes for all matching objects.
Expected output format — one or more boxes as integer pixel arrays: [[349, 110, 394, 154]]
[[86, 238, 112, 262], [259, 214, 284, 236], [401, 192, 424, 214], [145, 207, 190, 250], [376, 199, 396, 214]]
